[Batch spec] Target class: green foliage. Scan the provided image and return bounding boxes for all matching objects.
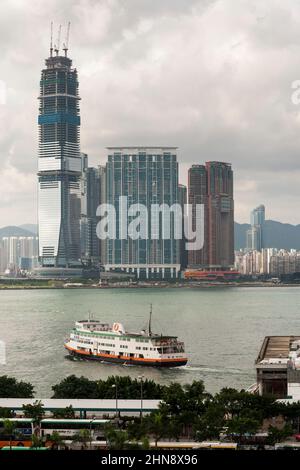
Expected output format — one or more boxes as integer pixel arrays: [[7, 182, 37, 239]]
[[22, 400, 45, 423], [72, 429, 92, 449], [52, 374, 164, 399], [2, 419, 16, 436], [194, 404, 225, 441], [267, 424, 293, 445], [143, 411, 171, 446], [31, 434, 44, 449], [214, 388, 278, 421], [0, 375, 34, 398], [0, 408, 14, 418], [105, 424, 150, 450], [52, 406, 75, 419], [47, 431, 65, 449], [52, 375, 99, 398], [226, 416, 260, 442]]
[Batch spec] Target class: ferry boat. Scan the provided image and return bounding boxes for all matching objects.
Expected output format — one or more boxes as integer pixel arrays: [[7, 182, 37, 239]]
[[64, 308, 187, 367]]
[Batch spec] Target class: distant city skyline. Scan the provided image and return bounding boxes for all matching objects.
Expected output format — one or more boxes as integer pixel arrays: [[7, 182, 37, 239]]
[[1, 1, 300, 225]]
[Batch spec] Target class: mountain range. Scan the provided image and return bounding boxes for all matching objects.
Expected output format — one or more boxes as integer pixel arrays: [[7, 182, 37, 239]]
[[234, 220, 300, 250], [0, 222, 299, 251]]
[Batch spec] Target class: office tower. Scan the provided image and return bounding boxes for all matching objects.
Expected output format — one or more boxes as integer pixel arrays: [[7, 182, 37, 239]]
[[178, 184, 188, 269], [187, 161, 234, 269], [38, 42, 82, 267], [187, 165, 208, 267], [105, 147, 180, 279], [247, 205, 265, 251], [251, 205, 265, 226], [81, 164, 106, 265]]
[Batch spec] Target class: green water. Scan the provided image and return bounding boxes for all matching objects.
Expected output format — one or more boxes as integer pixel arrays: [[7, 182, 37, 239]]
[[0, 287, 299, 397]]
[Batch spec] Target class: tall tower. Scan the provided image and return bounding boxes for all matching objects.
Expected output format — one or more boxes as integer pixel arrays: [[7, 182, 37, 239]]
[[206, 161, 234, 268], [38, 26, 82, 267], [246, 204, 265, 251], [187, 165, 208, 267], [105, 147, 180, 280]]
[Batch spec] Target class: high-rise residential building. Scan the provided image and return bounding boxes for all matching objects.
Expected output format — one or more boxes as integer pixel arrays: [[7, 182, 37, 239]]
[[81, 163, 106, 265], [38, 45, 82, 267], [187, 165, 208, 267], [246, 204, 265, 251], [0, 237, 39, 273], [206, 161, 234, 268], [178, 184, 188, 269], [105, 147, 180, 279], [187, 161, 234, 269]]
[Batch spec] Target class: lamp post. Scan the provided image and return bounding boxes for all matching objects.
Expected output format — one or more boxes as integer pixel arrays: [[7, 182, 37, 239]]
[[138, 375, 144, 422], [89, 418, 95, 449], [112, 383, 118, 419]]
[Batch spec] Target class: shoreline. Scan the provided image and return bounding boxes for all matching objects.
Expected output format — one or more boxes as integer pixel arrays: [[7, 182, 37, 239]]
[[0, 282, 299, 290]]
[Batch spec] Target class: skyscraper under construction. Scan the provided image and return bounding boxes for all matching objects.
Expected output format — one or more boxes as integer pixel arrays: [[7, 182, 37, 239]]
[[38, 26, 82, 267]]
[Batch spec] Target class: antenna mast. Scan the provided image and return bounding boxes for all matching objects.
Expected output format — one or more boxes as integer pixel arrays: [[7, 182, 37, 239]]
[[148, 304, 152, 337], [63, 21, 70, 57]]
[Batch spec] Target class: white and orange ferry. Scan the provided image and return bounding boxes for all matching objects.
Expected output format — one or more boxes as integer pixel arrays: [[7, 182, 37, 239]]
[[64, 308, 187, 368]]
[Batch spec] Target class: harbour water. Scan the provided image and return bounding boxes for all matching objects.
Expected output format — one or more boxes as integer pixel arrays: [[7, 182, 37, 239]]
[[0, 287, 300, 397]]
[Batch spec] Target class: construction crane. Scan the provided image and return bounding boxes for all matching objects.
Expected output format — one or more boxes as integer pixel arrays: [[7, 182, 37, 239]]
[[63, 22, 71, 57], [54, 24, 61, 56], [50, 21, 53, 57]]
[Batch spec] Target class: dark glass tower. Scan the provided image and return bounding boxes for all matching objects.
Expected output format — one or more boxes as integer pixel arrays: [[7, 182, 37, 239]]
[[38, 47, 82, 267]]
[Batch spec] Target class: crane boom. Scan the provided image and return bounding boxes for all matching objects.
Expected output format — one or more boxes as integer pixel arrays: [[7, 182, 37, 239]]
[[63, 22, 71, 56]]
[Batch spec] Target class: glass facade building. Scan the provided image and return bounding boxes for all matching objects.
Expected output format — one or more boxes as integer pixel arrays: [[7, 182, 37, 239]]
[[104, 147, 180, 279], [247, 204, 265, 251], [38, 51, 82, 267], [81, 163, 106, 265]]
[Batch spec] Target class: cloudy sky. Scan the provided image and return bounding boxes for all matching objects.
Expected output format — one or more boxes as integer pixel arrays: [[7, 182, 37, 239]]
[[0, 0, 300, 225]]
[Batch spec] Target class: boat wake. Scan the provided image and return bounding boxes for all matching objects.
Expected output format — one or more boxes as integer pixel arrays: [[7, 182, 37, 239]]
[[180, 365, 244, 375]]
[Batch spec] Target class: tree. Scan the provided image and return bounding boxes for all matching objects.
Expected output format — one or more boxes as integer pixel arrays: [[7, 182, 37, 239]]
[[105, 424, 150, 450], [96, 375, 164, 399], [194, 404, 225, 441], [144, 411, 170, 447], [0, 376, 34, 398], [31, 434, 44, 449], [52, 406, 75, 419], [160, 380, 209, 437], [22, 400, 45, 424], [3, 419, 16, 450], [72, 429, 92, 449], [267, 424, 293, 446], [0, 408, 14, 418], [52, 375, 99, 398], [226, 416, 260, 443], [47, 431, 65, 450], [105, 426, 130, 450]]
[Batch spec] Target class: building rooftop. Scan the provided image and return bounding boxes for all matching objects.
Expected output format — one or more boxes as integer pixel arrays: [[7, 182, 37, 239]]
[[0, 398, 160, 413], [106, 146, 178, 150], [256, 336, 300, 365]]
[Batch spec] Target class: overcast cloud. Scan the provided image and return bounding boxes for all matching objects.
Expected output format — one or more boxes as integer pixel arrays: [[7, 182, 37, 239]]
[[0, 0, 300, 225]]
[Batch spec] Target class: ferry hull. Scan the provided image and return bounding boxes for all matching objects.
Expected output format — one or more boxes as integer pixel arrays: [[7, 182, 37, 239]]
[[65, 345, 187, 368]]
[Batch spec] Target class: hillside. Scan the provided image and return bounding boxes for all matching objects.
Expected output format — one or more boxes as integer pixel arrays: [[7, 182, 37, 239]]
[[234, 220, 300, 250]]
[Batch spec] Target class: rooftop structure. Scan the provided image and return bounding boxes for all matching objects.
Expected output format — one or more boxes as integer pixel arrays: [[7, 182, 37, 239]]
[[256, 335, 300, 398]]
